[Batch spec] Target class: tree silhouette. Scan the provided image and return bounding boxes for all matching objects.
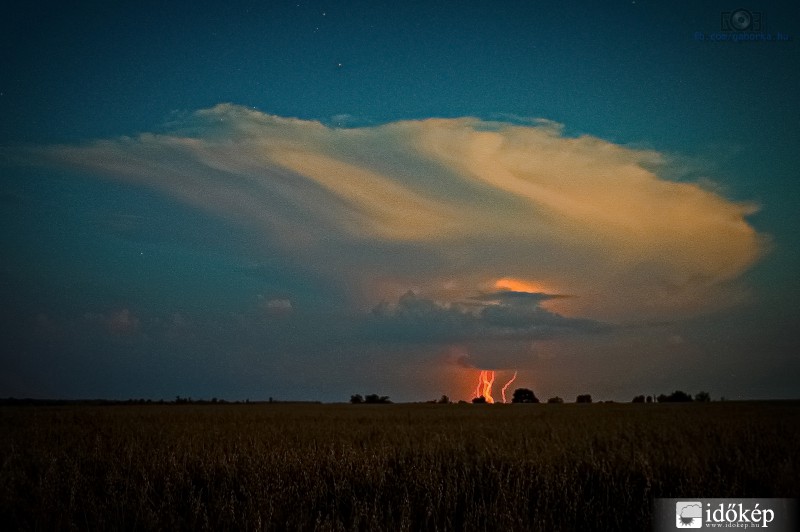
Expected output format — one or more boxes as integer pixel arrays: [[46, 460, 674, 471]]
[[472, 396, 487, 404], [512, 388, 539, 403], [547, 396, 564, 404], [364, 394, 391, 404], [632, 395, 645, 403], [695, 391, 711, 402], [438, 395, 450, 404], [657, 390, 692, 403], [350, 394, 364, 404], [576, 394, 592, 403]]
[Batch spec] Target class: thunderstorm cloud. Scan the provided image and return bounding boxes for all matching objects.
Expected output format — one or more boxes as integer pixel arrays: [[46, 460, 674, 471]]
[[23, 103, 764, 323]]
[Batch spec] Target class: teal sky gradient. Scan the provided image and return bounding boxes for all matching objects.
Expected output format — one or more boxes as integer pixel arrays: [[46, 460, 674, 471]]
[[1, 0, 798, 401]]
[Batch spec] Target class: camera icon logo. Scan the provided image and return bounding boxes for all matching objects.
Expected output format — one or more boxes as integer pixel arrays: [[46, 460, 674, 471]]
[[721, 9, 763, 31]]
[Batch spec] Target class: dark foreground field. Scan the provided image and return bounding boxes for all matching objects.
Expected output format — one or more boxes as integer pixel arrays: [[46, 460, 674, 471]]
[[1, 401, 798, 531]]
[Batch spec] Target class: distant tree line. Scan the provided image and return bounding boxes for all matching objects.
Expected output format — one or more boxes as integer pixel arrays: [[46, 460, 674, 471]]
[[0, 396, 324, 406], [350, 394, 392, 404], [465, 390, 596, 404], [632, 391, 711, 403], [399, 388, 717, 406], [0, 388, 717, 408]]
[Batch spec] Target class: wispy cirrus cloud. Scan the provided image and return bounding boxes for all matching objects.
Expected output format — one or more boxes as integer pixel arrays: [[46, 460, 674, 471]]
[[20, 103, 766, 322]]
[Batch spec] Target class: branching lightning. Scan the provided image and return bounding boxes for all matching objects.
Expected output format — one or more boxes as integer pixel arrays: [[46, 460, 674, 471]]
[[475, 369, 519, 403]]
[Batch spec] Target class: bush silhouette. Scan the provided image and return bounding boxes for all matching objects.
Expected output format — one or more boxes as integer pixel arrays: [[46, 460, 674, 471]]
[[351, 394, 391, 404], [364, 394, 391, 404], [695, 391, 711, 402], [657, 391, 692, 403]]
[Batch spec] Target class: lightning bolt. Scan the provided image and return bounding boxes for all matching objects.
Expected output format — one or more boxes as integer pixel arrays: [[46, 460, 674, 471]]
[[501, 371, 518, 403], [482, 370, 496, 403], [474, 369, 519, 403], [475, 370, 496, 403]]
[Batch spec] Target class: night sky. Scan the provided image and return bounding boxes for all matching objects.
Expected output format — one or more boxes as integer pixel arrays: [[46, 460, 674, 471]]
[[1, 0, 798, 402]]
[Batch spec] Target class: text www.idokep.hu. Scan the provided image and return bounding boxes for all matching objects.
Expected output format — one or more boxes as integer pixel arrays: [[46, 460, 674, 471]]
[[693, 31, 791, 42]]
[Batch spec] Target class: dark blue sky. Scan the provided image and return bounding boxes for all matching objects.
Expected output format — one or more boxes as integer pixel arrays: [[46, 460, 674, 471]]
[[1, 0, 798, 401]]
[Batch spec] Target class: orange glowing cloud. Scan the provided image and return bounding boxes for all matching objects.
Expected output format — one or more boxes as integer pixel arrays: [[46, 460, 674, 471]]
[[494, 277, 550, 294]]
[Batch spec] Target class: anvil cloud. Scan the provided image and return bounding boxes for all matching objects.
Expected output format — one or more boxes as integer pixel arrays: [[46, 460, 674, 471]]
[[35, 104, 764, 323]]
